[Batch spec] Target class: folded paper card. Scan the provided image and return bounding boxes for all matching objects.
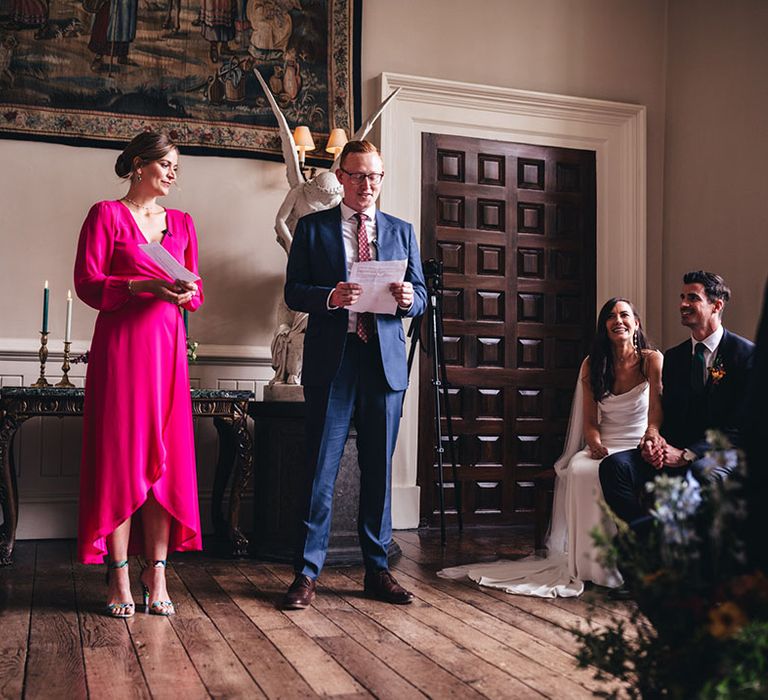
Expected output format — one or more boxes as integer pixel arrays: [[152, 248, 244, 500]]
[[139, 242, 200, 283]]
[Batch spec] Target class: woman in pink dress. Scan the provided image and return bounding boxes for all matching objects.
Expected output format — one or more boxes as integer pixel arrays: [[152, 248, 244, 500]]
[[74, 132, 203, 617]]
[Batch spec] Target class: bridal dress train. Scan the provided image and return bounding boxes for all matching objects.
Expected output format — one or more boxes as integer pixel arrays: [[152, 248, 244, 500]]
[[438, 377, 649, 597]]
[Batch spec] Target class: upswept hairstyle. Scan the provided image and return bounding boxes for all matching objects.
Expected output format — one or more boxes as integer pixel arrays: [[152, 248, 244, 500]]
[[115, 131, 177, 179], [588, 297, 652, 401], [683, 270, 731, 305], [339, 140, 381, 169]]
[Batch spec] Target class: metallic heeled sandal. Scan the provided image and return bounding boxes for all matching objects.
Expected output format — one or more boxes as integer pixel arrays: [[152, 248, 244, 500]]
[[141, 559, 175, 616], [105, 559, 135, 618]]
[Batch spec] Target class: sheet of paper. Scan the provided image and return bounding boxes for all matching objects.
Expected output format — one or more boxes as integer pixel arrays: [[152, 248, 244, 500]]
[[348, 259, 407, 314], [139, 242, 200, 283]]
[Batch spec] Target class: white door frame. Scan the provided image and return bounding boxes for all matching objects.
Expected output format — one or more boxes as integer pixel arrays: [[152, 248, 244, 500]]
[[378, 72, 647, 528]]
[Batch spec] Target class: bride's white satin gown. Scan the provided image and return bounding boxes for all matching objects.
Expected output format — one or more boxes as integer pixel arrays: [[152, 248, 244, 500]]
[[438, 380, 649, 597]]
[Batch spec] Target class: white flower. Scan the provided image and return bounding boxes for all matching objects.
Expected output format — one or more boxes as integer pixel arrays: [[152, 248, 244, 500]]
[[647, 473, 703, 557]]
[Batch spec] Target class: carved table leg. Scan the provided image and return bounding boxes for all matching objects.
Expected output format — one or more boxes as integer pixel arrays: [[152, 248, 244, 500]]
[[0, 414, 21, 567], [212, 409, 253, 558], [227, 411, 253, 557], [212, 417, 236, 540]]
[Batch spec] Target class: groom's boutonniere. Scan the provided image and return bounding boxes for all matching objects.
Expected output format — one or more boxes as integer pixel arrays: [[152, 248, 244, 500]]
[[708, 356, 726, 384]]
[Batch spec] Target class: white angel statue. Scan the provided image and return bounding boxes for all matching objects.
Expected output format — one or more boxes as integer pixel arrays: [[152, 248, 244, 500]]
[[254, 68, 400, 392]]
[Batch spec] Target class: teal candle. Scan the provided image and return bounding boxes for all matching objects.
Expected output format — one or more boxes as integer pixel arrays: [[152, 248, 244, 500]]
[[42, 280, 49, 333], [183, 308, 189, 338]]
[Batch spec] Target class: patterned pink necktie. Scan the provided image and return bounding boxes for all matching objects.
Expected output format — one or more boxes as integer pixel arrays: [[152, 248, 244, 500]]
[[355, 212, 373, 342]]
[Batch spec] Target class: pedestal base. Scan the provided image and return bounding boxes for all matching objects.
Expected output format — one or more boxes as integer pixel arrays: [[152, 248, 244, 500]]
[[250, 401, 401, 567], [263, 383, 304, 402]]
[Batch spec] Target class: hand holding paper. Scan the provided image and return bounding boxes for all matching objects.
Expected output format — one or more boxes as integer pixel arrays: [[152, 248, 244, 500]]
[[139, 242, 200, 283], [348, 259, 407, 314]]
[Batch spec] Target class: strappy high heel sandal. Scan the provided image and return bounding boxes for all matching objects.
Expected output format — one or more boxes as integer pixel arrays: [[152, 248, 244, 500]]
[[141, 559, 175, 616], [105, 559, 135, 618]]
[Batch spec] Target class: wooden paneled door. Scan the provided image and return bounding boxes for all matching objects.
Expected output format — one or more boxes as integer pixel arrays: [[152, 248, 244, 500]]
[[418, 133, 596, 527]]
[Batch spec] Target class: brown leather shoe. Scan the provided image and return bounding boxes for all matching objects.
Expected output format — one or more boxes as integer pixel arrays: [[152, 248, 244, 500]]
[[363, 570, 414, 605], [281, 574, 316, 610]]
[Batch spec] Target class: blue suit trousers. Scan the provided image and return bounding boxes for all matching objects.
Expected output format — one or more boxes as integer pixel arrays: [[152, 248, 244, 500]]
[[298, 334, 404, 579]]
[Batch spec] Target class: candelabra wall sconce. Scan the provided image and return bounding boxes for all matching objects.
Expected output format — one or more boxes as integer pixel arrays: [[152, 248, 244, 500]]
[[292, 126, 348, 181]]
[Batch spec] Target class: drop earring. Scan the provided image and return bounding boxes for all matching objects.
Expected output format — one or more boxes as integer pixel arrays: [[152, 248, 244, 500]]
[[135, 171, 142, 183]]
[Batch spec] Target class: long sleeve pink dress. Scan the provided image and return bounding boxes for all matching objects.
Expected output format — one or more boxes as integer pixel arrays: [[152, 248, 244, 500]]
[[74, 200, 204, 564]]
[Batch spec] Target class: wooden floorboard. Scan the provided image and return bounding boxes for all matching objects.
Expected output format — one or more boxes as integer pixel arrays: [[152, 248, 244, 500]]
[[0, 530, 631, 699], [163, 563, 263, 698], [73, 555, 150, 700], [212, 562, 365, 697], [175, 558, 313, 698], [25, 542, 87, 699], [0, 542, 35, 700]]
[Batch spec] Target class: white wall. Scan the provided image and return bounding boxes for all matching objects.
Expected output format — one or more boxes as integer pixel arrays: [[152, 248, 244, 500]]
[[662, 0, 768, 344]]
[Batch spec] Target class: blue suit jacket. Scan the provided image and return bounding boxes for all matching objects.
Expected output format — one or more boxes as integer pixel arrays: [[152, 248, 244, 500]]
[[285, 206, 427, 391], [661, 329, 755, 455]]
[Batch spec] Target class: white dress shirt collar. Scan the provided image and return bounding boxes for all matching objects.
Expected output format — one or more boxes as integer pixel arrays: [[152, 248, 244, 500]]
[[340, 201, 377, 224], [690, 325, 724, 355]]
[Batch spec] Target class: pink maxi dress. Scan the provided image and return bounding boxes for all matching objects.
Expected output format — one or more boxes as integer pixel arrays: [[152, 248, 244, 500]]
[[74, 200, 204, 564]]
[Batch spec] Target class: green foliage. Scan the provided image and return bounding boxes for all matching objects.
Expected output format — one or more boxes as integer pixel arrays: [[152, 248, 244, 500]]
[[186, 338, 198, 363], [700, 622, 768, 699], [576, 434, 768, 698]]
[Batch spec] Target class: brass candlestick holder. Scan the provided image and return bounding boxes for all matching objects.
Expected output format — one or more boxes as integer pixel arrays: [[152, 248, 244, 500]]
[[55, 340, 75, 388], [31, 331, 51, 388]]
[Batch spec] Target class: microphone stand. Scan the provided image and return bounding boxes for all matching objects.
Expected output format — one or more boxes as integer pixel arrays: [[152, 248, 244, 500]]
[[406, 259, 463, 545]]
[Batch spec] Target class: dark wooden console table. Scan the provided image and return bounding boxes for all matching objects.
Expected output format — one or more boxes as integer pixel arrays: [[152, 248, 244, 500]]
[[0, 387, 253, 566]]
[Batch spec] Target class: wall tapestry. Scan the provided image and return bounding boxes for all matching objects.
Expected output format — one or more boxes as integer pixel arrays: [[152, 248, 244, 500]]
[[0, 0, 361, 160]]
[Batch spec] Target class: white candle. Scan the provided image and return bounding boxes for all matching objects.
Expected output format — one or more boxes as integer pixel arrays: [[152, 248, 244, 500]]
[[65, 290, 72, 343]]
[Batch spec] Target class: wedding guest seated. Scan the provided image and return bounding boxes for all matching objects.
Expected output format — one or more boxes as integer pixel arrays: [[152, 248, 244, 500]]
[[600, 271, 755, 530], [74, 131, 203, 618], [439, 298, 662, 597]]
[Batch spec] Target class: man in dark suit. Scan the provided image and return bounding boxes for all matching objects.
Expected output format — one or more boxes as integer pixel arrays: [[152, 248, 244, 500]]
[[600, 271, 755, 528], [281, 140, 427, 610]]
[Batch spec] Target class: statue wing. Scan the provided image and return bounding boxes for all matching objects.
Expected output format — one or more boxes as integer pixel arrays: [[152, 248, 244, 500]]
[[253, 68, 302, 189], [330, 87, 402, 172]]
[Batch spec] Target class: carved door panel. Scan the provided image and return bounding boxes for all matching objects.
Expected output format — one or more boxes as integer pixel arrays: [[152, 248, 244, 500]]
[[419, 133, 596, 526]]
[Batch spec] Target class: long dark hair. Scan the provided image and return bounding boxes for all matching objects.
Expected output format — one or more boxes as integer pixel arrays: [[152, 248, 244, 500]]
[[588, 297, 651, 400], [115, 131, 177, 179]]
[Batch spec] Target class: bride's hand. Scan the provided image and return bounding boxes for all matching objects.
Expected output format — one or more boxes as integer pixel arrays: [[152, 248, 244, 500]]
[[588, 442, 608, 459], [641, 436, 666, 469]]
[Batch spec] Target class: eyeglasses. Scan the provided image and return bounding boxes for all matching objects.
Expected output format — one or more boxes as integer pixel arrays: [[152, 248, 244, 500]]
[[340, 168, 384, 185]]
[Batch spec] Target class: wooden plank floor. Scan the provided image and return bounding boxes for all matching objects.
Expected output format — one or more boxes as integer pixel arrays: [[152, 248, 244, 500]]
[[0, 529, 631, 699]]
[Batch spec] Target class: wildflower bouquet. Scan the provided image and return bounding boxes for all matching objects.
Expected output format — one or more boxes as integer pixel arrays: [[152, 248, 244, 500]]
[[576, 432, 768, 699]]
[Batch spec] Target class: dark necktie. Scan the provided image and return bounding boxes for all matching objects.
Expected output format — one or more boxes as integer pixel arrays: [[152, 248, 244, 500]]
[[691, 342, 707, 392], [355, 213, 373, 343]]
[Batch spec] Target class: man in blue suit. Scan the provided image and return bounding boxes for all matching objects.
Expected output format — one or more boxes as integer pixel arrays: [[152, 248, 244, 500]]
[[281, 140, 427, 610], [600, 271, 755, 528]]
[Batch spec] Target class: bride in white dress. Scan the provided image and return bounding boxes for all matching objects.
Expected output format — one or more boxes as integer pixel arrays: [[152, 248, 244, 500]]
[[439, 298, 663, 597]]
